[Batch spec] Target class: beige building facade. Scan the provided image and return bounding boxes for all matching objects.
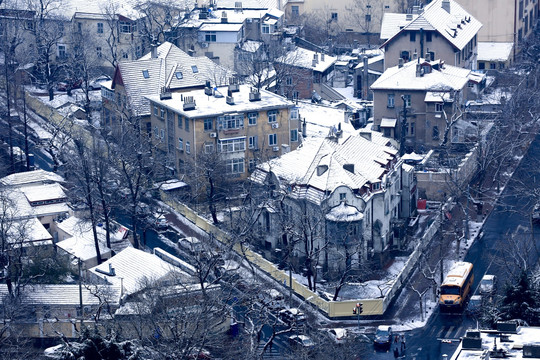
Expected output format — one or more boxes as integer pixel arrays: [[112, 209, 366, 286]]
[[146, 84, 300, 179]]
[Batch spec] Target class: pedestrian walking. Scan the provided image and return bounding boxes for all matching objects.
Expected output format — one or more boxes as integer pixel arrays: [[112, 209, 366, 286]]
[[401, 335, 406, 352], [393, 347, 399, 358]]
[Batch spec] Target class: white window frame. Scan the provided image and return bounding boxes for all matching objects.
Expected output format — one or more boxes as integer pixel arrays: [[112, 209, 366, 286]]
[[248, 135, 258, 149], [227, 158, 245, 174], [268, 133, 277, 146], [387, 94, 395, 108], [178, 137, 183, 150], [219, 137, 246, 153], [97, 22, 103, 34], [268, 110, 278, 123], [248, 112, 258, 125], [186, 141, 191, 154], [435, 103, 444, 112], [290, 129, 298, 142]]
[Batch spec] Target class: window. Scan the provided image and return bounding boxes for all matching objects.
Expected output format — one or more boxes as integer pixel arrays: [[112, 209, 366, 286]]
[[490, 63, 496, 70], [268, 110, 278, 122], [426, 32, 432, 42], [205, 32, 217, 42], [291, 5, 299, 16], [177, 116, 183, 128], [268, 133, 277, 146], [97, 22, 103, 34], [365, 14, 371, 22], [290, 129, 298, 142], [205, 143, 214, 153], [410, 32, 416, 42], [178, 137, 183, 150], [204, 118, 213, 131], [400, 50, 410, 61], [402, 94, 411, 108], [122, 52, 129, 59], [227, 158, 245, 174], [153, 105, 158, 116], [290, 107, 299, 119], [175, 71, 183, 79], [262, 25, 270, 34], [468, 81, 474, 88], [248, 112, 258, 125], [499, 63, 505, 70], [478, 62, 485, 70], [331, 12, 338, 21], [248, 136, 258, 149], [142, 70, 149, 78], [218, 114, 244, 129], [432, 126, 439, 140], [186, 141, 191, 154], [191, 65, 198, 73], [293, 91, 299, 99], [185, 118, 189, 131], [249, 158, 257, 172], [372, 182, 380, 191], [435, 103, 444, 112], [146, 122, 151, 134], [339, 193, 346, 201], [219, 138, 246, 152], [119, 21, 132, 33], [286, 77, 292, 85], [160, 129, 165, 139], [410, 122, 415, 135], [57, 45, 66, 58], [160, 108, 165, 119], [96, 47, 102, 58], [387, 94, 395, 108]]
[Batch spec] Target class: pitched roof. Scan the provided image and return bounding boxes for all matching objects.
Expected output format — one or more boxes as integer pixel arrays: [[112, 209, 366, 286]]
[[116, 42, 232, 117], [0, 170, 64, 187], [56, 217, 112, 262], [252, 134, 397, 204], [381, 0, 482, 51], [275, 47, 336, 73], [88, 247, 192, 295], [380, 13, 419, 40], [370, 59, 471, 91]]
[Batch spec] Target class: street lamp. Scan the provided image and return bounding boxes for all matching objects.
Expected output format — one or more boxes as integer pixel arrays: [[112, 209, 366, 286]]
[[352, 302, 363, 329]]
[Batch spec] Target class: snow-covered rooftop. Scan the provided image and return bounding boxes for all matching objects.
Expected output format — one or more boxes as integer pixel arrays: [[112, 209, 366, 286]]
[[146, 84, 293, 118], [381, 0, 482, 51], [371, 59, 471, 91], [88, 247, 193, 296], [56, 217, 112, 262], [450, 327, 540, 359], [275, 47, 336, 73], [380, 13, 418, 40], [0, 284, 122, 306], [325, 202, 364, 222], [477, 42, 514, 62], [0, 170, 64, 187], [252, 133, 397, 204], [8, 217, 53, 247], [21, 183, 66, 203]]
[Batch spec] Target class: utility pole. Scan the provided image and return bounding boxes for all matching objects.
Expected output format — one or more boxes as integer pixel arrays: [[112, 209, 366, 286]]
[[400, 95, 408, 156], [78, 258, 83, 325], [464, 184, 470, 240]]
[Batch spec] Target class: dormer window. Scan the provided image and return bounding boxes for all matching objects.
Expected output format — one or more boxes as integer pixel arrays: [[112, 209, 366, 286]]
[[191, 65, 198, 73], [372, 182, 381, 191], [142, 70, 149, 79], [175, 71, 183, 79]]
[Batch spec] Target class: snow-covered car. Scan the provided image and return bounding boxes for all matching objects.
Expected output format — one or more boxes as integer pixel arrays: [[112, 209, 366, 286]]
[[289, 334, 315, 349], [153, 214, 168, 229], [57, 78, 82, 91], [373, 325, 393, 349], [278, 308, 306, 327], [326, 328, 348, 344], [479, 274, 497, 295], [466, 295, 483, 317], [88, 75, 111, 90]]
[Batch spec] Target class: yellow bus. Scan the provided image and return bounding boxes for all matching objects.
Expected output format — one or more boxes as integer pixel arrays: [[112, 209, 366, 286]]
[[439, 261, 474, 311]]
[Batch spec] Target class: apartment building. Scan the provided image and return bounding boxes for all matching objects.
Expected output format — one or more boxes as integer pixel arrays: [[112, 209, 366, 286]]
[[380, 0, 482, 70], [145, 84, 300, 179]]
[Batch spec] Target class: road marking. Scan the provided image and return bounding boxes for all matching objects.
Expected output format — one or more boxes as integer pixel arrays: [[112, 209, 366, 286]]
[[436, 327, 445, 338], [445, 326, 455, 338]]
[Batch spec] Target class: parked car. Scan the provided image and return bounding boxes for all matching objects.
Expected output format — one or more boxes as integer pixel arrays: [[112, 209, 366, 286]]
[[153, 214, 168, 229], [278, 308, 306, 328], [288, 334, 315, 349], [479, 274, 497, 295], [178, 237, 202, 253], [326, 328, 348, 344], [88, 75, 111, 90], [57, 78, 82, 91], [466, 295, 483, 317], [373, 325, 393, 349]]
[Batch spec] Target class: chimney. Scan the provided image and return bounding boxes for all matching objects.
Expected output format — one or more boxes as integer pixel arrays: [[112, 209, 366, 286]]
[[313, 53, 319, 63], [302, 118, 307, 138], [321, 53, 325, 61], [151, 42, 158, 59], [221, 11, 228, 23], [425, 52, 431, 61], [416, 63, 422, 77], [441, 0, 450, 13], [413, 50, 418, 60], [398, 58, 404, 68]]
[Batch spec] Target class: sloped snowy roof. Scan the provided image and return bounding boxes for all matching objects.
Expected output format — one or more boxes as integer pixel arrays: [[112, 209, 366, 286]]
[[0, 170, 64, 187], [88, 247, 192, 295], [21, 183, 66, 203], [380, 13, 418, 40], [117, 42, 232, 117], [381, 0, 482, 51], [8, 217, 53, 247], [275, 47, 336, 73], [371, 59, 470, 91], [325, 202, 363, 222], [56, 217, 112, 262], [477, 42, 514, 62], [0, 284, 122, 306], [252, 134, 397, 204]]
